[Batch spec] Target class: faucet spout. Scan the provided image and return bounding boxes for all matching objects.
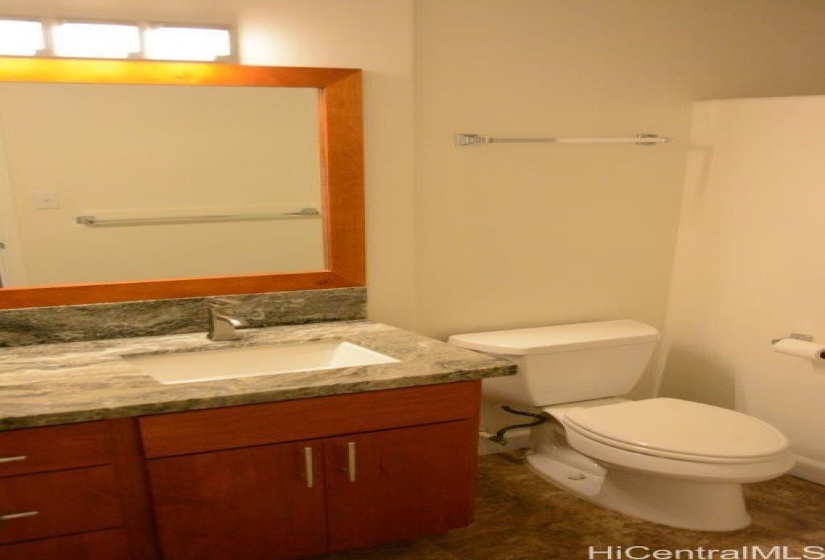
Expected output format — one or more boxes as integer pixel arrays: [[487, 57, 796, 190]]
[[207, 298, 249, 341]]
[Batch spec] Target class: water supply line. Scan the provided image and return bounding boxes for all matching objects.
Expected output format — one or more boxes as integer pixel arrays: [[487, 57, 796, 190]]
[[481, 405, 546, 446]]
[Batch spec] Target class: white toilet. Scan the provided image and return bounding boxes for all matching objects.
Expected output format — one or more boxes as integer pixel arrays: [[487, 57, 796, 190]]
[[449, 320, 795, 531]]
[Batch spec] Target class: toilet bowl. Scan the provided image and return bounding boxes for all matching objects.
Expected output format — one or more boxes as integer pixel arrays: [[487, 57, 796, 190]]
[[529, 397, 794, 531], [448, 320, 796, 531]]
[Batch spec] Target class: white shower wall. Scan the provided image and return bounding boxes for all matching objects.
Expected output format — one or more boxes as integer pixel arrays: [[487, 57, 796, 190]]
[[663, 96, 825, 484]]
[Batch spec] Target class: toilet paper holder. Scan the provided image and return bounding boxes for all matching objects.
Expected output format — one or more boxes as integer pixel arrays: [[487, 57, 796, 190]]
[[771, 333, 814, 344]]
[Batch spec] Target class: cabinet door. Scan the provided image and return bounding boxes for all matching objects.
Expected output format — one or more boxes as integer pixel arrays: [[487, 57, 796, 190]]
[[324, 419, 477, 552], [148, 441, 326, 560]]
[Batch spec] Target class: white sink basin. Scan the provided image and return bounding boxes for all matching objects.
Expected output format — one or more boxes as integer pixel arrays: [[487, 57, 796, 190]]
[[125, 340, 399, 385]]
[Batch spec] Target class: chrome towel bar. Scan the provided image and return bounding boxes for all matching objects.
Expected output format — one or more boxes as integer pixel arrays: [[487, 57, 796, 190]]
[[455, 133, 669, 146], [76, 207, 320, 227]]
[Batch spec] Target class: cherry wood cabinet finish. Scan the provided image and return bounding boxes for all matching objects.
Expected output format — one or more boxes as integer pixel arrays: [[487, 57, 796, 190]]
[[139, 381, 481, 458], [142, 382, 481, 558], [1, 381, 483, 559], [0, 421, 113, 477], [324, 419, 478, 552], [0, 419, 159, 560], [147, 420, 478, 559], [149, 441, 327, 560], [108, 418, 161, 560], [0, 466, 122, 544], [0, 528, 130, 560]]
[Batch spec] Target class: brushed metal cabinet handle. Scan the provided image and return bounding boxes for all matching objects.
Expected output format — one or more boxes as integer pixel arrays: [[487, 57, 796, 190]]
[[0, 456, 27, 464], [346, 442, 357, 483], [1, 511, 39, 521], [303, 446, 314, 488]]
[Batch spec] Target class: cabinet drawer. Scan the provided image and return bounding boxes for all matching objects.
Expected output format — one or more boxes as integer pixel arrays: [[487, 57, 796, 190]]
[[0, 422, 113, 477], [141, 381, 481, 458], [0, 466, 123, 544], [0, 528, 129, 560]]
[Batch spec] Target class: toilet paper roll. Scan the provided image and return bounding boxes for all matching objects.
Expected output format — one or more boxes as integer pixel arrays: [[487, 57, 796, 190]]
[[773, 338, 825, 362]]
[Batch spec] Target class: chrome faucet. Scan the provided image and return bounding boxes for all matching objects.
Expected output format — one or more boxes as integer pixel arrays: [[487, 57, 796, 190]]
[[207, 298, 249, 341]]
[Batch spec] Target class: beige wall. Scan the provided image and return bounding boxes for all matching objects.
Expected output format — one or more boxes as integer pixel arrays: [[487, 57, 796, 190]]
[[415, 1, 825, 409], [662, 96, 825, 482]]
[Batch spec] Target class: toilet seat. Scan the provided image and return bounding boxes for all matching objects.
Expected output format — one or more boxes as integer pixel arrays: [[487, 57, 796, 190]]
[[559, 398, 789, 464]]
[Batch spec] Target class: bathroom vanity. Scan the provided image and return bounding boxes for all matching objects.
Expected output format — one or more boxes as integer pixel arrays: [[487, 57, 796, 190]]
[[0, 321, 514, 560], [0, 57, 513, 559]]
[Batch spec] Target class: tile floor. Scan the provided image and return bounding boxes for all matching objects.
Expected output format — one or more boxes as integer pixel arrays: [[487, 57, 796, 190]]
[[315, 452, 825, 560]]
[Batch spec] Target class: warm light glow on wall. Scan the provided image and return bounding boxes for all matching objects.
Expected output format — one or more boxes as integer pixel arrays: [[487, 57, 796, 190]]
[[0, 17, 233, 61], [0, 19, 45, 56], [52, 22, 141, 59], [145, 27, 231, 61]]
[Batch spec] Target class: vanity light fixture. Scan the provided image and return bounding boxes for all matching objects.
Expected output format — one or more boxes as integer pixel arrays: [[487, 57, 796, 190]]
[[0, 17, 234, 61], [144, 25, 231, 62], [0, 19, 45, 56], [52, 22, 141, 59]]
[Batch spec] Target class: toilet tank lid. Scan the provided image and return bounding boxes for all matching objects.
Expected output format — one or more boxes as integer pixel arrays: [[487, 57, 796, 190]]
[[448, 320, 660, 355]]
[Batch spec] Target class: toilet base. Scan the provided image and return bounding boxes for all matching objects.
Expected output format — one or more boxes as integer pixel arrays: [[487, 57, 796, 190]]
[[526, 451, 752, 532], [525, 450, 606, 498]]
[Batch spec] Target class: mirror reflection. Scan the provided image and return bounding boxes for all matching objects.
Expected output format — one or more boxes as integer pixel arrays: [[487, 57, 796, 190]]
[[0, 83, 323, 287]]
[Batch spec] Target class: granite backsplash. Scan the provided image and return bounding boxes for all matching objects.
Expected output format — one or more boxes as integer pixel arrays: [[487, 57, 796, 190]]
[[0, 287, 366, 347]]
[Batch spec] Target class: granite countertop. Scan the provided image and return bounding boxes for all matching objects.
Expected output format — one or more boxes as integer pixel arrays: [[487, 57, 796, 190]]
[[0, 320, 515, 431]]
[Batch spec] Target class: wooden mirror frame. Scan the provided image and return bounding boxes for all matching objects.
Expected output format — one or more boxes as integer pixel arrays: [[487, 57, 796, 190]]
[[0, 57, 364, 309]]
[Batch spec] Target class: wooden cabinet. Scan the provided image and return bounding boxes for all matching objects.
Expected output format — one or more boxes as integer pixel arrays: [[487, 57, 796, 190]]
[[141, 381, 480, 560], [323, 420, 476, 552], [0, 381, 481, 560], [0, 420, 157, 560], [148, 441, 327, 560], [0, 422, 120, 551]]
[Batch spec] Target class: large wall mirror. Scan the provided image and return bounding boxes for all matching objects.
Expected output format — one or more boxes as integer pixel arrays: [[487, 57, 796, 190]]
[[0, 58, 364, 309]]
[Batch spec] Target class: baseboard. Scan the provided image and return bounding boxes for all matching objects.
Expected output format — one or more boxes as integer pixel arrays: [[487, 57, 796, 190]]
[[790, 454, 825, 486], [478, 427, 531, 455]]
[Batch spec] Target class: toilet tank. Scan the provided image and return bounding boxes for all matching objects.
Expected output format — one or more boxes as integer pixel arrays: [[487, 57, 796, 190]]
[[449, 320, 660, 407]]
